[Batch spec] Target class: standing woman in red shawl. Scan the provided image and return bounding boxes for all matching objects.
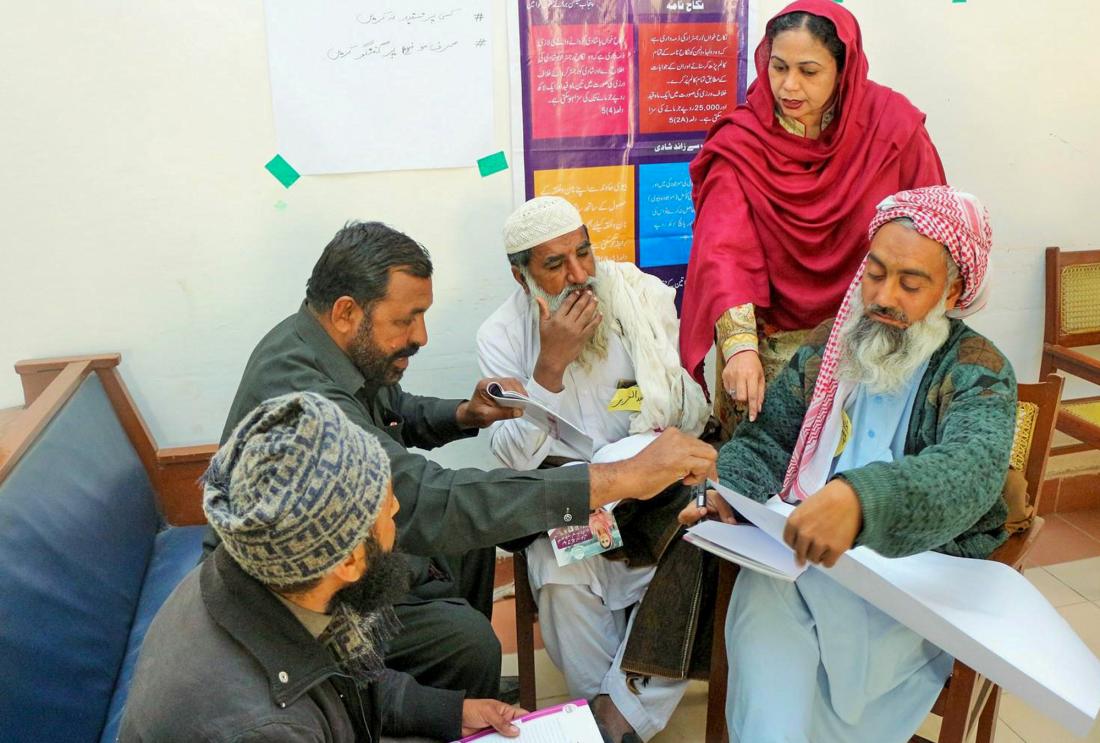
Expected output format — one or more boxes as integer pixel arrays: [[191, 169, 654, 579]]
[[681, 0, 945, 439]]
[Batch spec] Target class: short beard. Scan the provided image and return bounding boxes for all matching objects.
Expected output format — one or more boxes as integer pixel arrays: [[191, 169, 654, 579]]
[[329, 537, 412, 615], [520, 267, 610, 372], [349, 315, 419, 387], [837, 291, 951, 395]]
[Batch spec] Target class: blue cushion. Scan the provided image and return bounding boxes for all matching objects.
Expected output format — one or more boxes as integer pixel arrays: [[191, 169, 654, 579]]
[[0, 376, 160, 742], [99, 525, 205, 743]]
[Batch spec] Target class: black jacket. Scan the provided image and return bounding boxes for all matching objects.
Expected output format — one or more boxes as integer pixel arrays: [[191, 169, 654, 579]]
[[204, 304, 591, 591], [120, 547, 464, 742]]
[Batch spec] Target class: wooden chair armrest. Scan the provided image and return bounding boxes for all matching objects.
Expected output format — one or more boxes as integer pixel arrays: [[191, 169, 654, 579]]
[[986, 517, 1045, 570], [154, 444, 217, 526], [1043, 344, 1100, 384]]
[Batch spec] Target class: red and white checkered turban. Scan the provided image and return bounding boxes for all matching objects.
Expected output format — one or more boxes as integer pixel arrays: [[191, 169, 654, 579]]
[[781, 186, 993, 502]]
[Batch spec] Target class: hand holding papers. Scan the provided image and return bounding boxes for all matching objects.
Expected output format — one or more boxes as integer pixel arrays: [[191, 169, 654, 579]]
[[486, 381, 594, 459], [460, 378, 536, 430], [689, 480, 1100, 735], [454, 699, 603, 742], [781, 478, 863, 568], [684, 518, 806, 581], [683, 486, 805, 581]]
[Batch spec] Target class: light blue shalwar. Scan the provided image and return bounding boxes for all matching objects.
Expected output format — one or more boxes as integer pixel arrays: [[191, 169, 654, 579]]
[[725, 364, 954, 743]]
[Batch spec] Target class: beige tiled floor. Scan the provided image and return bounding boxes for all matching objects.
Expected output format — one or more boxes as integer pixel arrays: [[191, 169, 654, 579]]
[[501, 556, 1100, 742]]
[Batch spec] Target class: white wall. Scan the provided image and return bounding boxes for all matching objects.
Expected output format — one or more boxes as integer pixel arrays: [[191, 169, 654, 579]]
[[1, 1, 1095, 465]]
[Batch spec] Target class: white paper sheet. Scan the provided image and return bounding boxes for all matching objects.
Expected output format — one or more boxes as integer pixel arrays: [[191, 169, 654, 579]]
[[591, 431, 658, 464], [707, 481, 1100, 736], [454, 699, 602, 742], [263, 0, 494, 174], [685, 520, 806, 582], [487, 382, 594, 459]]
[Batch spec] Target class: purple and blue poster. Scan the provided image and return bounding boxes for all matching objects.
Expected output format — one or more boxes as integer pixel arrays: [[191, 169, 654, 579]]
[[510, 0, 750, 306]]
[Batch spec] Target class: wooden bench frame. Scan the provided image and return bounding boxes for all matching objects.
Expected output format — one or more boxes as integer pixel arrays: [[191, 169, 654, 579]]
[[1, 353, 214, 524]]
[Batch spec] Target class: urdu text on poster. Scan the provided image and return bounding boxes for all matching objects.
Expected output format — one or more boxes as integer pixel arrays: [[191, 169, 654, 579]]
[[511, 0, 750, 306]]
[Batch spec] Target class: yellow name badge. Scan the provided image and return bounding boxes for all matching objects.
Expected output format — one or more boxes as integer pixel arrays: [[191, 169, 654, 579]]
[[608, 385, 643, 412], [834, 411, 852, 457]]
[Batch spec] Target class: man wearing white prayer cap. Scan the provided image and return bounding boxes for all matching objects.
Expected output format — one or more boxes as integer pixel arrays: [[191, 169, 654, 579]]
[[208, 215, 719, 714], [477, 196, 711, 742]]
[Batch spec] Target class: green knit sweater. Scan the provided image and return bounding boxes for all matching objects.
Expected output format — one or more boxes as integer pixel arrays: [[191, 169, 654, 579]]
[[717, 318, 1017, 560]]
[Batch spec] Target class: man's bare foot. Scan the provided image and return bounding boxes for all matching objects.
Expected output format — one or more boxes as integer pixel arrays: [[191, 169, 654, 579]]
[[590, 694, 638, 743]]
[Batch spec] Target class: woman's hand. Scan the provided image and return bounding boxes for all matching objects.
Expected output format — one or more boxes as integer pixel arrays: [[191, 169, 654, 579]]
[[722, 349, 766, 422]]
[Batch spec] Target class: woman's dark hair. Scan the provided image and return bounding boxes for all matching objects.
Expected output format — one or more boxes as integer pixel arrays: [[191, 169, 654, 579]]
[[306, 221, 433, 313], [766, 11, 846, 72]]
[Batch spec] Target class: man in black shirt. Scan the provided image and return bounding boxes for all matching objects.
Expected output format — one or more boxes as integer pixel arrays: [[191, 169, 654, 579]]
[[206, 222, 717, 699]]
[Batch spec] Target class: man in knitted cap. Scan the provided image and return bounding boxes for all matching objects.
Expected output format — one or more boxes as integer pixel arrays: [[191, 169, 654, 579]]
[[680, 186, 1018, 742], [476, 196, 711, 741], [209, 221, 716, 705], [122, 393, 525, 742]]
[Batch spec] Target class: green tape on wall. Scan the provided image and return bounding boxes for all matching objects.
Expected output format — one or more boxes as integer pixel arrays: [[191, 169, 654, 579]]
[[265, 155, 300, 188], [477, 151, 508, 177]]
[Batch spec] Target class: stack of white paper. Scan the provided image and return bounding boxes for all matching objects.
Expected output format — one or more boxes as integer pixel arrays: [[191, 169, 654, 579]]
[[697, 481, 1100, 736]]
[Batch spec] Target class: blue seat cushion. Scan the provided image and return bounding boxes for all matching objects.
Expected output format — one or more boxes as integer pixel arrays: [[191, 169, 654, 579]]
[[100, 525, 206, 743], [0, 376, 160, 742]]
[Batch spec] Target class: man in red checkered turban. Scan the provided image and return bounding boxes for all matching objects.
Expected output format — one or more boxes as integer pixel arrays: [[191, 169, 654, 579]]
[[683, 186, 1017, 742]]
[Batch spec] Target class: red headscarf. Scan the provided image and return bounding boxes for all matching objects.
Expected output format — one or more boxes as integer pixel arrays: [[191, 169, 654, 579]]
[[680, 0, 946, 388]]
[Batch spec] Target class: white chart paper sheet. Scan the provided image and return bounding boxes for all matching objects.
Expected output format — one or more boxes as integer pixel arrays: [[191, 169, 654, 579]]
[[707, 481, 1100, 736], [263, 0, 494, 174]]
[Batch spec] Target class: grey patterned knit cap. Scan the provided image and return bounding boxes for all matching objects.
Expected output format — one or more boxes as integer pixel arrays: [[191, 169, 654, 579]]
[[203, 392, 391, 589]]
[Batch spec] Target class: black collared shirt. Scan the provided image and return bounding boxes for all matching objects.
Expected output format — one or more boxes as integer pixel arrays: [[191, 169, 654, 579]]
[[209, 304, 590, 565]]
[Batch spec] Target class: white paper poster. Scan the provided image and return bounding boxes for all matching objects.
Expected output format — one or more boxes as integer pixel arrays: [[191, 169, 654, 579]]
[[263, 1, 494, 174], [705, 482, 1100, 736]]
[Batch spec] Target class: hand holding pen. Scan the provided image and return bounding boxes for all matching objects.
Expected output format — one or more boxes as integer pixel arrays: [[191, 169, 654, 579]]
[[679, 483, 737, 526]]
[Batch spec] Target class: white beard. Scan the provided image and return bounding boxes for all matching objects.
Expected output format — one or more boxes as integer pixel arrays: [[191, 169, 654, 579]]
[[521, 270, 611, 371], [837, 291, 951, 395]]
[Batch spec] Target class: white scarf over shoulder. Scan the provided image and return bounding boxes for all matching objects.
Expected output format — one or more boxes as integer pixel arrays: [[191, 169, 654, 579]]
[[596, 260, 709, 436]]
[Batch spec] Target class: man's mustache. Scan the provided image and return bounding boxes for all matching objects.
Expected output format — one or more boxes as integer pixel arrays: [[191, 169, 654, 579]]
[[866, 304, 908, 323], [391, 344, 420, 361]]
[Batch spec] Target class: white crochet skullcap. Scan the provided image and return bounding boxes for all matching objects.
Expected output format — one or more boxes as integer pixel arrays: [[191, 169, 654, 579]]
[[503, 196, 584, 255]]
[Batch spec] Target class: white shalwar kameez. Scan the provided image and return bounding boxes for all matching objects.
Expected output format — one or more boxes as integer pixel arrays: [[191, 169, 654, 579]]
[[725, 365, 952, 743], [477, 287, 689, 740]]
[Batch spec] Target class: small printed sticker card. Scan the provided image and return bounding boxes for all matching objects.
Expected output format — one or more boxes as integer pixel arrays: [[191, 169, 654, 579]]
[[548, 507, 623, 567]]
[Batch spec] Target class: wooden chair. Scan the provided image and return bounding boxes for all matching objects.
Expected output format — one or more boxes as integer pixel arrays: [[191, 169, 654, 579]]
[[1041, 247, 1100, 456], [513, 550, 540, 711], [704, 375, 1065, 743], [909, 374, 1063, 743]]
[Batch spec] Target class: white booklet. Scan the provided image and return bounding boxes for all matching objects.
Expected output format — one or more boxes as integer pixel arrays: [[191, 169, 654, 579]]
[[692, 480, 1100, 736], [487, 382, 593, 459], [684, 518, 805, 582], [452, 698, 603, 743]]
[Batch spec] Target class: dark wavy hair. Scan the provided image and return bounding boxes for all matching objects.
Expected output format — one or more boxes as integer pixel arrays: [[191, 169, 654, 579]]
[[766, 11, 846, 72], [306, 221, 432, 314]]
